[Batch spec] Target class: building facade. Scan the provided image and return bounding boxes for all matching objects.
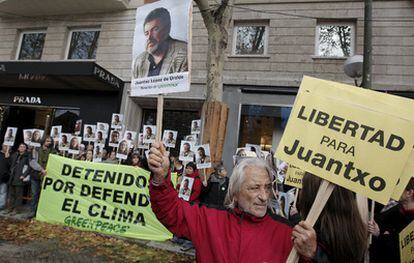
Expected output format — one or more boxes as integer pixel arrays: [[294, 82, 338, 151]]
[[0, 0, 412, 168]]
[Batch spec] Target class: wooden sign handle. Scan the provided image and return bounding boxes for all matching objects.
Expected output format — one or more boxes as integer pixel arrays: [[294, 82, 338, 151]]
[[156, 94, 164, 142], [286, 180, 335, 263]]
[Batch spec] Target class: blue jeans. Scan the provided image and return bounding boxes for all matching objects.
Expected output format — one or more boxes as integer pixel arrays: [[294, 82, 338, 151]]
[[31, 179, 41, 213], [0, 183, 7, 209]]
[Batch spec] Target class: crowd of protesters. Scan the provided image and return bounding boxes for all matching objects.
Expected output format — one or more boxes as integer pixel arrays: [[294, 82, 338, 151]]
[[0, 121, 412, 262]]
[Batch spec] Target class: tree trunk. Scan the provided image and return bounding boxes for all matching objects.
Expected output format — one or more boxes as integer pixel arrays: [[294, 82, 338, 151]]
[[195, 0, 234, 170]]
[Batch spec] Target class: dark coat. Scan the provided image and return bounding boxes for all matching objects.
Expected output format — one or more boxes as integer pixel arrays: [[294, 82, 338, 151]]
[[0, 152, 10, 184], [200, 173, 229, 207], [9, 152, 31, 186], [371, 204, 414, 262]]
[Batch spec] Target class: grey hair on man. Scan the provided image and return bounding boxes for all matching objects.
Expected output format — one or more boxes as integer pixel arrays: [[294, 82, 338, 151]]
[[224, 158, 276, 211]]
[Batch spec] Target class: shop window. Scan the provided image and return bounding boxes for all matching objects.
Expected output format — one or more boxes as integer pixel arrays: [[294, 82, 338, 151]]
[[238, 105, 291, 151], [67, 28, 100, 60], [17, 31, 46, 60], [233, 21, 268, 56], [315, 21, 355, 57]]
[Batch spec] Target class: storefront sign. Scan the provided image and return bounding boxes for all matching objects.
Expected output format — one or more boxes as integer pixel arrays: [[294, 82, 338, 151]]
[[93, 66, 121, 89], [13, 96, 42, 104], [18, 73, 47, 81], [275, 76, 414, 204]]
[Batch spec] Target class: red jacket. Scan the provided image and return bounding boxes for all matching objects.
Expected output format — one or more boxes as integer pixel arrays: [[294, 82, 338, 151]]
[[150, 172, 295, 263], [176, 170, 202, 203]]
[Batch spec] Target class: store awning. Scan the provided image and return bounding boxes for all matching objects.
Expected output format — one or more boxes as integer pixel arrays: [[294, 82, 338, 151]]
[[0, 61, 124, 91]]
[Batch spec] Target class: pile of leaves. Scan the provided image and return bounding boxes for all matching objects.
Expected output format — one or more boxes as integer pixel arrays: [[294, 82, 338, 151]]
[[0, 217, 194, 262]]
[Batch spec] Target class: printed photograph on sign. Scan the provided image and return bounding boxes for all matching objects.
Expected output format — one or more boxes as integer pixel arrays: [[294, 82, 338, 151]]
[[130, 0, 192, 96], [3, 127, 17, 146], [83, 124, 96, 142], [246, 143, 264, 158], [96, 122, 109, 137], [233, 147, 257, 165], [74, 120, 82, 135], [109, 129, 121, 147], [123, 130, 137, 145], [50, 126, 62, 142], [195, 144, 211, 169], [59, 133, 71, 151], [179, 140, 195, 162], [68, 136, 81, 154], [277, 192, 293, 218], [30, 129, 44, 147], [23, 129, 33, 145], [191, 120, 201, 134], [163, 130, 177, 148], [95, 130, 106, 144], [93, 143, 105, 162], [178, 176, 194, 201], [185, 134, 198, 145], [143, 125, 156, 144], [116, 140, 130, 160], [137, 133, 149, 149], [111, 114, 123, 129]]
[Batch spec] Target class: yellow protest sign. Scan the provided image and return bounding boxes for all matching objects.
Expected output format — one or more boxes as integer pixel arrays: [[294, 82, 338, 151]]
[[285, 164, 305, 189], [275, 76, 414, 204], [391, 151, 414, 200], [36, 155, 172, 241], [400, 220, 414, 263]]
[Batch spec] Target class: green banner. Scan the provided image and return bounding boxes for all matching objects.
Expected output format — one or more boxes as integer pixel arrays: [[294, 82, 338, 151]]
[[36, 154, 172, 241]]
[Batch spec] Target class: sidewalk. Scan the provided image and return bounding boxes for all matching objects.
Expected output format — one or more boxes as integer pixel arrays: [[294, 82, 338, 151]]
[[0, 204, 196, 258]]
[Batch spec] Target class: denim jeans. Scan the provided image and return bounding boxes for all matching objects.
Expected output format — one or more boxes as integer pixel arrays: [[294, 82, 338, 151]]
[[0, 183, 7, 209], [31, 179, 41, 213]]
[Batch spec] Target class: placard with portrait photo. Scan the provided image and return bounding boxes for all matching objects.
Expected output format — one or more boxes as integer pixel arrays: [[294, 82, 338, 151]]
[[59, 133, 71, 151], [68, 135, 82, 155], [195, 144, 211, 169], [131, 0, 193, 96], [137, 133, 149, 149], [143, 125, 156, 144], [30, 129, 44, 147], [116, 140, 130, 160], [179, 140, 195, 162], [162, 130, 177, 148], [3, 127, 17, 146], [191, 119, 201, 134], [178, 176, 194, 201], [93, 143, 105, 162], [83, 124, 96, 142], [74, 119, 82, 135], [23, 129, 33, 145], [50, 125, 62, 143], [123, 130, 137, 146], [111, 114, 123, 129], [96, 122, 109, 137], [108, 129, 122, 148], [95, 129, 106, 144]]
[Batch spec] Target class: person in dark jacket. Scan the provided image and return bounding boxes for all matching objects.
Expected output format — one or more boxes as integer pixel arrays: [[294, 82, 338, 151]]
[[369, 177, 414, 263], [7, 143, 31, 215], [0, 144, 11, 210], [200, 162, 229, 208]]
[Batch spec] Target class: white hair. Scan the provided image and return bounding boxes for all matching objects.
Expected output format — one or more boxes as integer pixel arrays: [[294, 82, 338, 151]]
[[224, 158, 276, 210]]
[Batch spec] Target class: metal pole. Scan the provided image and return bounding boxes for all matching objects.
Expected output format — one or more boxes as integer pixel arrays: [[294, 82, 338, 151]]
[[362, 0, 372, 89]]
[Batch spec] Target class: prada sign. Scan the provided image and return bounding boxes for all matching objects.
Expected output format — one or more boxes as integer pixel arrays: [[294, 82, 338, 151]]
[[13, 96, 42, 104], [93, 66, 121, 89]]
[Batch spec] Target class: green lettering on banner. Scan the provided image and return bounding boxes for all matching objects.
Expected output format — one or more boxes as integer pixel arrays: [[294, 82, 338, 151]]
[[36, 154, 172, 241]]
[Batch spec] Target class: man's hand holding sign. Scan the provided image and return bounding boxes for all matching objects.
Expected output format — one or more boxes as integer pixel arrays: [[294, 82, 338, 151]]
[[276, 76, 414, 262]]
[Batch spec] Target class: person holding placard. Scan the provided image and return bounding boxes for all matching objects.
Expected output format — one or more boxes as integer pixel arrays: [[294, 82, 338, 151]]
[[148, 142, 319, 262], [200, 162, 228, 207], [369, 178, 414, 263], [7, 143, 31, 215], [297, 172, 367, 263], [29, 136, 56, 218], [133, 7, 188, 78]]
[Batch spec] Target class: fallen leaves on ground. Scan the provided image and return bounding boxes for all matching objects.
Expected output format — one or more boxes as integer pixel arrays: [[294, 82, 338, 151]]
[[0, 217, 194, 262]]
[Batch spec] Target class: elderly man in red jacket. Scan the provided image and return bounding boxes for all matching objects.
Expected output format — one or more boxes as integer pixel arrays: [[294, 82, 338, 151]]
[[148, 142, 319, 262]]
